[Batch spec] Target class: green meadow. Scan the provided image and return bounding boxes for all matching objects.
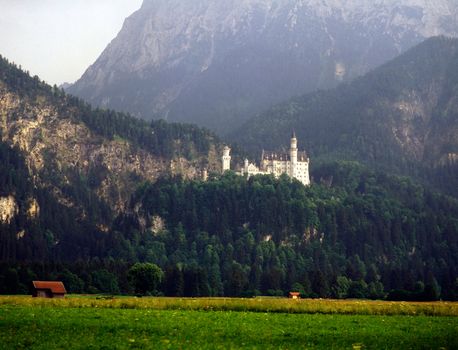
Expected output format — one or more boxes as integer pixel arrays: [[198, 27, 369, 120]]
[[0, 297, 457, 349]]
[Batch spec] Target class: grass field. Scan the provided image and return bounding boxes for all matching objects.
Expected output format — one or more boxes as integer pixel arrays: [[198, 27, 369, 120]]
[[0, 297, 457, 349]]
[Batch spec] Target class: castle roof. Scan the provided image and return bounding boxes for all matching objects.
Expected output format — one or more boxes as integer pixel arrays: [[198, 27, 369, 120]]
[[262, 151, 308, 162]]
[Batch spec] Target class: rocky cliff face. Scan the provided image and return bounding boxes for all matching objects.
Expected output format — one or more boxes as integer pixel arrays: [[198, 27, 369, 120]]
[[68, 0, 458, 133], [0, 61, 220, 220]]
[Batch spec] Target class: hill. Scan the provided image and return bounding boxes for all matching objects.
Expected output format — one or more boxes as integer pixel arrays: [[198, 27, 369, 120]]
[[231, 36, 458, 196], [67, 0, 458, 133], [0, 54, 222, 262]]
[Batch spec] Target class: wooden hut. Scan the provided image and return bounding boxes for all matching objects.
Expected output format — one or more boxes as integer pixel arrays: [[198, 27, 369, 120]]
[[32, 281, 66, 298], [289, 292, 301, 299]]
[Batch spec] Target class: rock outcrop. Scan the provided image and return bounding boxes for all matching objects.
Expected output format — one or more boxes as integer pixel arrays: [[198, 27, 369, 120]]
[[0, 196, 18, 224], [0, 58, 221, 218]]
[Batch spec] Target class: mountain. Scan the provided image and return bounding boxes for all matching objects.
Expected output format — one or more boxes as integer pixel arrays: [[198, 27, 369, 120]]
[[58, 82, 72, 90], [231, 36, 458, 196], [68, 0, 458, 134], [0, 54, 222, 261]]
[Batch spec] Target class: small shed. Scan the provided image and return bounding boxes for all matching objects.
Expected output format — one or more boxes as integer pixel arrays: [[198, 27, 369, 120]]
[[289, 292, 301, 299], [32, 281, 66, 298]]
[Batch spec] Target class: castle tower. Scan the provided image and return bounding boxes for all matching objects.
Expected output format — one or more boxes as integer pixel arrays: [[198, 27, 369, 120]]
[[222, 146, 231, 173], [290, 131, 298, 178], [202, 168, 208, 181], [244, 158, 249, 175]]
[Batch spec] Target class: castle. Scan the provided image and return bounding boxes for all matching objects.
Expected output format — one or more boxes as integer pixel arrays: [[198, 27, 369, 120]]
[[222, 133, 310, 186]]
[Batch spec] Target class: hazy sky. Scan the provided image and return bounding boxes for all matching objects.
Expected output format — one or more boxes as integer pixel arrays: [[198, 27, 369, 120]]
[[0, 0, 143, 85]]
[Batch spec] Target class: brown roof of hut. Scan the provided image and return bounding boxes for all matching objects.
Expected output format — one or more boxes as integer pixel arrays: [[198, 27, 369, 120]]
[[32, 281, 67, 294]]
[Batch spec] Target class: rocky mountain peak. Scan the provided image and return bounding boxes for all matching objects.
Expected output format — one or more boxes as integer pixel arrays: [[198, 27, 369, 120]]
[[68, 0, 458, 133]]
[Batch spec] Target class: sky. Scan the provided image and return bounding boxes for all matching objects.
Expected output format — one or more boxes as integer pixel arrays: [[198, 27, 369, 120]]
[[0, 0, 143, 85]]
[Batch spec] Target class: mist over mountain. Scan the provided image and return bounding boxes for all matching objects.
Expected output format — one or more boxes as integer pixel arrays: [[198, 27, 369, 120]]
[[231, 36, 458, 196], [68, 0, 458, 133]]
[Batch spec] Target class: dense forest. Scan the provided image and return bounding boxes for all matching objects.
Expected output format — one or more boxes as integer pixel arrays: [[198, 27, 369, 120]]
[[0, 53, 221, 273], [232, 37, 458, 197], [2, 160, 457, 300], [0, 54, 221, 294], [0, 141, 111, 262]]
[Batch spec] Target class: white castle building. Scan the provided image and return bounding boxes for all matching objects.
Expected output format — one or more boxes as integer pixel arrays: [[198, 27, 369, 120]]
[[222, 133, 310, 186]]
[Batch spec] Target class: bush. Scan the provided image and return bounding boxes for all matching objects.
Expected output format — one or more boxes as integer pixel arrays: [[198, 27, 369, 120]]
[[128, 263, 164, 295]]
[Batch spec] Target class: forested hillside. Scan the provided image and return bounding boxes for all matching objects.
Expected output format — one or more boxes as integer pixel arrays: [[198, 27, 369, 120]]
[[0, 54, 222, 270], [121, 163, 457, 300], [2, 162, 457, 300], [232, 37, 458, 196], [1, 51, 457, 301]]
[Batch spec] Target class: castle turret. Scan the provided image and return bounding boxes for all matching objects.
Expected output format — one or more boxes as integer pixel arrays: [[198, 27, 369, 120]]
[[202, 168, 208, 181], [290, 131, 298, 178], [244, 158, 249, 174], [222, 146, 231, 173]]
